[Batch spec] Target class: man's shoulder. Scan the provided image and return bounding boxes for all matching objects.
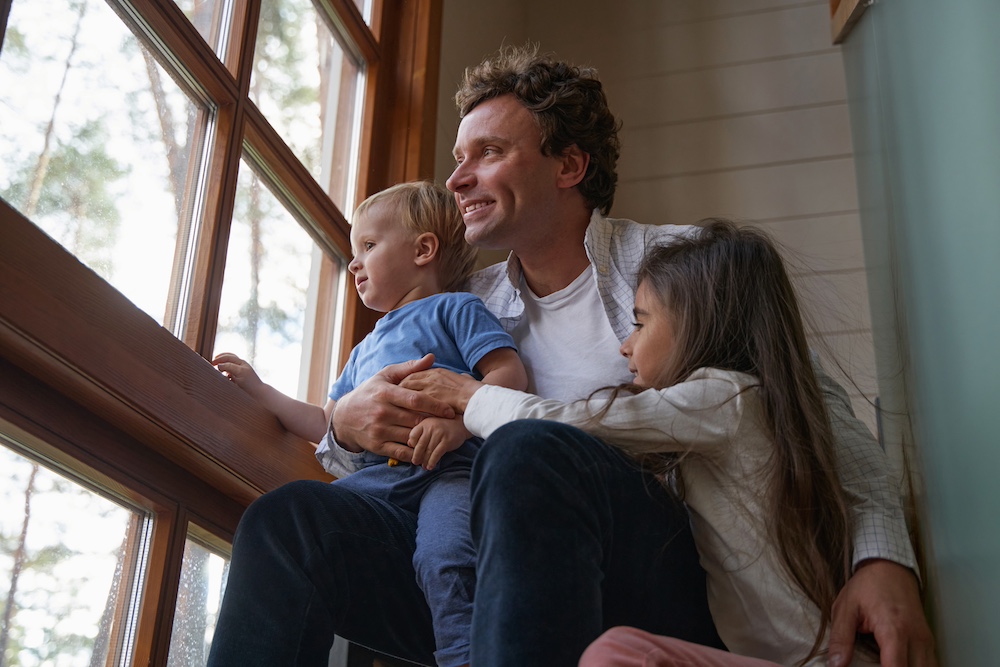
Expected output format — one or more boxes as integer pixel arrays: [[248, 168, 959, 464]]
[[589, 215, 698, 277], [602, 215, 698, 243], [465, 261, 509, 298]]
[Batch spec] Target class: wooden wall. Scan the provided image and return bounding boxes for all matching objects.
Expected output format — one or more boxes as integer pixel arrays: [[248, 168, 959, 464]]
[[434, 0, 883, 440]]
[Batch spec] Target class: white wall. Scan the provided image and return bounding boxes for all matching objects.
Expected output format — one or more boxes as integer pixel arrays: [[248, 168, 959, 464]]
[[434, 0, 881, 437]]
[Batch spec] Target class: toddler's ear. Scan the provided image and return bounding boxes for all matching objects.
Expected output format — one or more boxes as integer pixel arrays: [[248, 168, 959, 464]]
[[414, 232, 440, 266]]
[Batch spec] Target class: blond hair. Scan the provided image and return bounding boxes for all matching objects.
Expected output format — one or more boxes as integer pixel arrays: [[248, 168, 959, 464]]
[[354, 181, 477, 291]]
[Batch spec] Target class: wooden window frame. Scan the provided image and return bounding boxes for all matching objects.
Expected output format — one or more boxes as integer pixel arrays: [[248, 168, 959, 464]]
[[0, 0, 443, 663]]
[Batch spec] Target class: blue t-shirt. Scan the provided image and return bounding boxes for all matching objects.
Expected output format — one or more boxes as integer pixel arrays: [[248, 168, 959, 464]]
[[328, 292, 516, 401]]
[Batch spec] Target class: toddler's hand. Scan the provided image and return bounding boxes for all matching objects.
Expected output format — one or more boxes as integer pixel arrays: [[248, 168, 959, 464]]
[[409, 416, 469, 470], [212, 352, 264, 396]]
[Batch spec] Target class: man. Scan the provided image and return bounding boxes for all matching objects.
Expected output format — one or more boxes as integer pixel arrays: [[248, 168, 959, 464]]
[[209, 45, 935, 667]]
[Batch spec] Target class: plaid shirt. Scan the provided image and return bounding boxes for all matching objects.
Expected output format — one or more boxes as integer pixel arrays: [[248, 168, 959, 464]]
[[329, 210, 917, 573]]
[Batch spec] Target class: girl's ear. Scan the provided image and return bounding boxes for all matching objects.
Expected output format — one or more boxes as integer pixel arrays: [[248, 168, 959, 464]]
[[556, 144, 590, 190], [413, 232, 439, 267]]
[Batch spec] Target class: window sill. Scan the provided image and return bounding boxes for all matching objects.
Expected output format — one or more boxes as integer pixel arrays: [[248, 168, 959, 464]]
[[0, 201, 332, 508]]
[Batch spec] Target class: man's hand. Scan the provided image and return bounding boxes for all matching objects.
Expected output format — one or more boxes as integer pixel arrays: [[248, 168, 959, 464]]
[[331, 354, 455, 462], [829, 559, 937, 667], [400, 367, 483, 413]]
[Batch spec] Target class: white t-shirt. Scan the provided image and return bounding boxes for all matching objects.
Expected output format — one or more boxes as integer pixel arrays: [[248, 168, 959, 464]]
[[511, 266, 632, 401]]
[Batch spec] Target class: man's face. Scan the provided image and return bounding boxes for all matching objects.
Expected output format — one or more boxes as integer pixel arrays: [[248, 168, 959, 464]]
[[446, 95, 567, 251]]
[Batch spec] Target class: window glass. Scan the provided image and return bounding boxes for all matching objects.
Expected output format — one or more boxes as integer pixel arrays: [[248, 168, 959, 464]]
[[0, 439, 151, 667], [0, 0, 212, 331], [353, 0, 373, 26], [166, 526, 229, 667], [251, 0, 365, 213], [173, 0, 229, 57], [214, 158, 342, 401]]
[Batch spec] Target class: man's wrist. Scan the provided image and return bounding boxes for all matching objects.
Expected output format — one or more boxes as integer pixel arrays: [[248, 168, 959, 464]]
[[328, 414, 363, 453]]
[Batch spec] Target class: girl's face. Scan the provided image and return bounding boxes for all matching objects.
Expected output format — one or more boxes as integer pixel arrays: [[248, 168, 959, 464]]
[[620, 280, 676, 389]]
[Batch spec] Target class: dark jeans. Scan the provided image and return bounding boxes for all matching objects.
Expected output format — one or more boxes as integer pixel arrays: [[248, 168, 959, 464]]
[[207, 419, 721, 666]]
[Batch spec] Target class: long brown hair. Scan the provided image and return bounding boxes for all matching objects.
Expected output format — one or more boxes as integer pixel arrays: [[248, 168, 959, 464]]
[[637, 220, 852, 664]]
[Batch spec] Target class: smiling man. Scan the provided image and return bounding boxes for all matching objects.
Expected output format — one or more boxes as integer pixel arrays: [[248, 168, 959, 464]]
[[207, 45, 935, 667]]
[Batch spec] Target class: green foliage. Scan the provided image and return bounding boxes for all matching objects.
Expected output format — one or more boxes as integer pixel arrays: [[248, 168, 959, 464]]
[[1, 26, 29, 63], [253, 0, 321, 171], [0, 447, 130, 667], [1, 118, 127, 280]]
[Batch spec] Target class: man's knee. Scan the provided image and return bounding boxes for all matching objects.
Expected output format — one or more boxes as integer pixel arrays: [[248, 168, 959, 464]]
[[475, 419, 589, 474], [235, 479, 349, 548], [243, 479, 321, 519]]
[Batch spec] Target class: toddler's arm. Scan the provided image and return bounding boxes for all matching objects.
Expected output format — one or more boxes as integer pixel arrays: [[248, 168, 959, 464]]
[[475, 347, 528, 394], [213, 352, 332, 443]]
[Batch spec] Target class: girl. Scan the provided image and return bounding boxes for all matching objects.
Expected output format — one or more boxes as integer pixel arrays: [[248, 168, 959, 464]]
[[402, 220, 876, 667]]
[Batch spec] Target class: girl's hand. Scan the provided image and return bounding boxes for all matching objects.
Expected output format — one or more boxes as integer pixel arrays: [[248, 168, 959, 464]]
[[400, 368, 483, 413]]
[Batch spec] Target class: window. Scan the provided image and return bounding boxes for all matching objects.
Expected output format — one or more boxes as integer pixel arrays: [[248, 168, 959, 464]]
[[0, 440, 151, 666], [213, 158, 347, 400], [0, 0, 443, 663], [165, 524, 230, 666], [0, 0, 213, 331]]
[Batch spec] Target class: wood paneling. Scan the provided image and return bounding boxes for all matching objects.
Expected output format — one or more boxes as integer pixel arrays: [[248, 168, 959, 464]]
[[435, 0, 876, 431]]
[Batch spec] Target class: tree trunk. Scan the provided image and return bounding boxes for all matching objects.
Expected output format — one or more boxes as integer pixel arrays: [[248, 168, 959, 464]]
[[140, 45, 195, 223], [0, 463, 40, 667], [248, 174, 263, 364], [24, 0, 87, 217]]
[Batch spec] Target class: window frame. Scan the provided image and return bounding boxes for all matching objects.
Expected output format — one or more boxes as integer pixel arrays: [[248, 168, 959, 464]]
[[0, 0, 443, 663]]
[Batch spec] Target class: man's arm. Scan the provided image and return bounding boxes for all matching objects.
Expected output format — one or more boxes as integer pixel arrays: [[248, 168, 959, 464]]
[[816, 362, 936, 666], [408, 347, 526, 470], [829, 559, 937, 667]]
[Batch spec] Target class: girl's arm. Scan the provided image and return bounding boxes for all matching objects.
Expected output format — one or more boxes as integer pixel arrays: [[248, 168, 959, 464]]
[[406, 367, 747, 455], [214, 352, 331, 442], [400, 347, 527, 411]]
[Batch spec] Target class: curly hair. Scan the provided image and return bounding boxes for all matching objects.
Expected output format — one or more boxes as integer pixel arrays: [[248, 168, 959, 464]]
[[354, 181, 477, 292], [455, 44, 621, 215]]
